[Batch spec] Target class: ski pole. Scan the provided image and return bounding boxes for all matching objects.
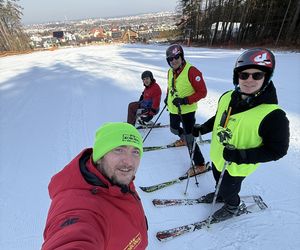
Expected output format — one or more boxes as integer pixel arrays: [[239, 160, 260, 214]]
[[207, 160, 230, 227], [197, 132, 211, 145], [207, 106, 232, 227], [184, 137, 197, 195], [143, 104, 167, 143], [177, 105, 199, 187], [184, 132, 211, 194]]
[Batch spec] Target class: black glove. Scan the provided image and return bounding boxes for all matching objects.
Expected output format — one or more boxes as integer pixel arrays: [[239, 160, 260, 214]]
[[172, 97, 188, 107], [223, 147, 247, 165], [192, 124, 209, 136], [192, 124, 202, 137]]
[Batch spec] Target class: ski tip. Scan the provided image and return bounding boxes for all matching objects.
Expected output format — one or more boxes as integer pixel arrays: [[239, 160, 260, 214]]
[[156, 232, 171, 242], [139, 186, 148, 192], [152, 199, 164, 207], [139, 186, 157, 193]]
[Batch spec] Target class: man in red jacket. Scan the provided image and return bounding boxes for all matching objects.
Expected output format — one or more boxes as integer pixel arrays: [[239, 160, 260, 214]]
[[42, 122, 148, 250], [165, 44, 208, 175], [127, 70, 162, 126]]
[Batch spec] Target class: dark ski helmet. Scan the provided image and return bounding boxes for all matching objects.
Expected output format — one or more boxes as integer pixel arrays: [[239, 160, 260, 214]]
[[166, 44, 184, 65], [233, 48, 275, 86], [141, 70, 154, 82]]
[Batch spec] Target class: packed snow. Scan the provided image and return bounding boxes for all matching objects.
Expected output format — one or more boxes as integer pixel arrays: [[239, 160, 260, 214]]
[[0, 44, 299, 250]]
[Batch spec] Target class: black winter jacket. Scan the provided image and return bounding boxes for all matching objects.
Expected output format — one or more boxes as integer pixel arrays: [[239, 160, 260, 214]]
[[200, 82, 289, 164]]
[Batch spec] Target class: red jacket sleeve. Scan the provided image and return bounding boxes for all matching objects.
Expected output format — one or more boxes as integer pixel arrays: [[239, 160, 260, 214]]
[[187, 66, 207, 104], [150, 83, 162, 112], [42, 211, 106, 250]]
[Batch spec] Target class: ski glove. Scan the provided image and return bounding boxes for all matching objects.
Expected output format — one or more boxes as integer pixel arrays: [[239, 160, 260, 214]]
[[223, 147, 247, 165], [192, 124, 211, 136], [172, 97, 189, 107]]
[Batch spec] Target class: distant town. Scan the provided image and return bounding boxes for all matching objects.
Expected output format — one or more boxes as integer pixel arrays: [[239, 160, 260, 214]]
[[24, 12, 180, 49]]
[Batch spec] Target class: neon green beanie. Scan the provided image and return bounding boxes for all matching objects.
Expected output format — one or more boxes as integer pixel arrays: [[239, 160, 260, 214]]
[[92, 122, 143, 163]]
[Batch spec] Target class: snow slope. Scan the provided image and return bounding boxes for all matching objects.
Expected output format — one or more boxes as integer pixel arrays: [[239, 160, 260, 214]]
[[0, 44, 299, 250]]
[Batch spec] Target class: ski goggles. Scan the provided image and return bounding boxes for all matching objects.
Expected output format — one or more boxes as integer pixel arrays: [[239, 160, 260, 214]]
[[238, 72, 265, 80], [167, 54, 181, 62]]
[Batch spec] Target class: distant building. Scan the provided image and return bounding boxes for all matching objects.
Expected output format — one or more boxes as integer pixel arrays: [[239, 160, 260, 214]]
[[122, 29, 138, 43], [110, 27, 123, 41], [91, 27, 106, 40], [53, 31, 64, 39]]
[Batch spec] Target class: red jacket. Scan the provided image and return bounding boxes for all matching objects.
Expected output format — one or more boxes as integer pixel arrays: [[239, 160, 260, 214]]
[[140, 81, 162, 114], [167, 61, 207, 104], [42, 148, 148, 250]]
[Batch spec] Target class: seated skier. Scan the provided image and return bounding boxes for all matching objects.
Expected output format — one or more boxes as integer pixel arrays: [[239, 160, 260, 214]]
[[127, 70, 162, 127]]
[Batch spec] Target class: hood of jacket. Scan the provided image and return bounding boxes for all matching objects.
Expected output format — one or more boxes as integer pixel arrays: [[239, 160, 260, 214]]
[[48, 148, 138, 201]]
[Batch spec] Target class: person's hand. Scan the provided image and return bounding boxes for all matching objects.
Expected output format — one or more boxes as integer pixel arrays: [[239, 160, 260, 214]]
[[172, 97, 188, 107], [192, 124, 203, 137], [223, 147, 247, 164], [192, 124, 211, 136]]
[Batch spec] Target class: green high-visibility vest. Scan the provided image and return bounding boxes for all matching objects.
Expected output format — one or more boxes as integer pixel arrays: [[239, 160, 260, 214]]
[[210, 91, 280, 176], [167, 62, 197, 114]]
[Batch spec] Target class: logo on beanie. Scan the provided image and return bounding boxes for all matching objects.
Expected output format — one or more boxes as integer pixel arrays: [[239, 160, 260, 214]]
[[122, 134, 140, 144]]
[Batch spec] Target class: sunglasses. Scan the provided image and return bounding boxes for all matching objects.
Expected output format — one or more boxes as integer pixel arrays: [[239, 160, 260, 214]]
[[168, 54, 181, 62], [238, 72, 265, 80]]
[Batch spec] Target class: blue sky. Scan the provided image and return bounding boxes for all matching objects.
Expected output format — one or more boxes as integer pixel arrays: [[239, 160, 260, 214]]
[[18, 0, 179, 24]]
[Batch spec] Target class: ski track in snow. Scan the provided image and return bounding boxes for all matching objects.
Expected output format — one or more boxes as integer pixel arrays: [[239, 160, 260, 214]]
[[0, 44, 299, 250]]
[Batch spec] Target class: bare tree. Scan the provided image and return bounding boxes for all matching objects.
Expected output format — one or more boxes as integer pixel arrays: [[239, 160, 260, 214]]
[[0, 0, 30, 52]]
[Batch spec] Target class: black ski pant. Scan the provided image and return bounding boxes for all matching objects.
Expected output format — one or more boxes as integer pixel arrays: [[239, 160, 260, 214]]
[[212, 163, 245, 207], [169, 111, 205, 165]]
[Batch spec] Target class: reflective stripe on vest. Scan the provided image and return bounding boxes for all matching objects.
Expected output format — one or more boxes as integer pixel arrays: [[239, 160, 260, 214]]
[[210, 91, 280, 176], [167, 62, 197, 114]]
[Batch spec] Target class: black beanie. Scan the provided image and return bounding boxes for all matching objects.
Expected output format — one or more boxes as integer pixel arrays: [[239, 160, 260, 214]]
[[141, 71, 154, 82]]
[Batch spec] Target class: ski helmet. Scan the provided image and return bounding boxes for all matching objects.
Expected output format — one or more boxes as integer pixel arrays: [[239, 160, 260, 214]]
[[233, 48, 275, 86], [166, 44, 184, 65], [141, 70, 154, 82]]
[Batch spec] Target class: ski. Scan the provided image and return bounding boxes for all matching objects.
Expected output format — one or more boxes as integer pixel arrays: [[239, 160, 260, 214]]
[[143, 138, 211, 152], [139, 163, 211, 193], [156, 196, 268, 242], [153, 195, 264, 208], [143, 142, 178, 152], [136, 123, 169, 130]]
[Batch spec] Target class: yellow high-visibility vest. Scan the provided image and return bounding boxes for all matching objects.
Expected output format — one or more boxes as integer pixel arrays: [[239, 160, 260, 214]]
[[167, 62, 198, 114], [210, 91, 280, 176]]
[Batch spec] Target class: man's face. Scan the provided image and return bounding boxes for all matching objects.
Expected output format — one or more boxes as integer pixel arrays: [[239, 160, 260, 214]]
[[142, 77, 151, 86], [238, 68, 265, 95], [169, 54, 183, 70], [96, 146, 141, 186]]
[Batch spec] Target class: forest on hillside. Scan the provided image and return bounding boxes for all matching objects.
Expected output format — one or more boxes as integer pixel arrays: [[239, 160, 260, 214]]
[[176, 0, 300, 48], [1, 0, 300, 52]]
